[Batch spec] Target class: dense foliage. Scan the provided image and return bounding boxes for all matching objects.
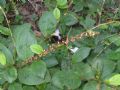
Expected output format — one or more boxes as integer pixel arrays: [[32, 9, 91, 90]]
[[0, 0, 120, 90]]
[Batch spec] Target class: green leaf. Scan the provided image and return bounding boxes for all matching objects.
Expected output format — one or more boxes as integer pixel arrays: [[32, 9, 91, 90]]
[[36, 83, 46, 90], [107, 50, 120, 60], [52, 70, 81, 89], [0, 51, 6, 65], [38, 11, 57, 37], [101, 60, 116, 79], [0, 25, 11, 35], [108, 74, 120, 86], [8, 83, 23, 90], [62, 12, 78, 26], [72, 62, 95, 80], [18, 61, 47, 85], [61, 58, 71, 70], [44, 0, 57, 10], [0, 76, 6, 85], [108, 35, 120, 46], [80, 16, 95, 29], [21, 0, 26, 3], [89, 58, 116, 79], [55, 45, 68, 60], [23, 86, 36, 90], [46, 84, 62, 90], [0, 43, 14, 65], [0, 88, 3, 90], [83, 81, 97, 90], [111, 21, 120, 27], [73, 0, 84, 12], [13, 23, 37, 60], [30, 44, 44, 54], [117, 60, 120, 72], [99, 24, 108, 30], [101, 84, 112, 90], [56, 0, 68, 9], [3, 67, 17, 83], [72, 47, 91, 63], [53, 8, 60, 20], [43, 56, 58, 68], [56, 0, 67, 6], [0, 12, 4, 23], [0, 0, 6, 8], [43, 71, 51, 83]]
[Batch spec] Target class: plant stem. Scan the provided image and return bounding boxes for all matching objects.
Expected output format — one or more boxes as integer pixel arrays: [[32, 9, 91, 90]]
[[16, 20, 120, 68], [0, 6, 16, 57]]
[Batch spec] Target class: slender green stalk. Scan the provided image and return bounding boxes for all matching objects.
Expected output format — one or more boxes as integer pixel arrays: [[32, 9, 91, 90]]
[[0, 6, 15, 48], [89, 20, 120, 31]]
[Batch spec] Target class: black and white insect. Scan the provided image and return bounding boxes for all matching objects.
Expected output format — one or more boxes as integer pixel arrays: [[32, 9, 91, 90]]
[[50, 29, 62, 43]]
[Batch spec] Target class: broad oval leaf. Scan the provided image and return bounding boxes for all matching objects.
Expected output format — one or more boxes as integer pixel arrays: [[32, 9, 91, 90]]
[[13, 23, 37, 60], [53, 8, 60, 20], [72, 47, 91, 63], [0, 25, 11, 35], [38, 11, 57, 37], [52, 70, 81, 89], [62, 12, 78, 26], [73, 0, 84, 12], [56, 0, 68, 9], [80, 16, 95, 29], [108, 35, 120, 46], [43, 56, 58, 68], [0, 43, 14, 65], [23, 86, 36, 90], [0, 51, 6, 65], [3, 67, 17, 83], [46, 84, 62, 90], [107, 50, 120, 60], [8, 83, 23, 90], [18, 61, 47, 85], [99, 24, 108, 30], [30, 44, 43, 54], [72, 62, 95, 80], [0, 0, 6, 8], [111, 21, 120, 27], [83, 81, 97, 90], [107, 74, 120, 86], [88, 58, 116, 79], [101, 84, 112, 90]]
